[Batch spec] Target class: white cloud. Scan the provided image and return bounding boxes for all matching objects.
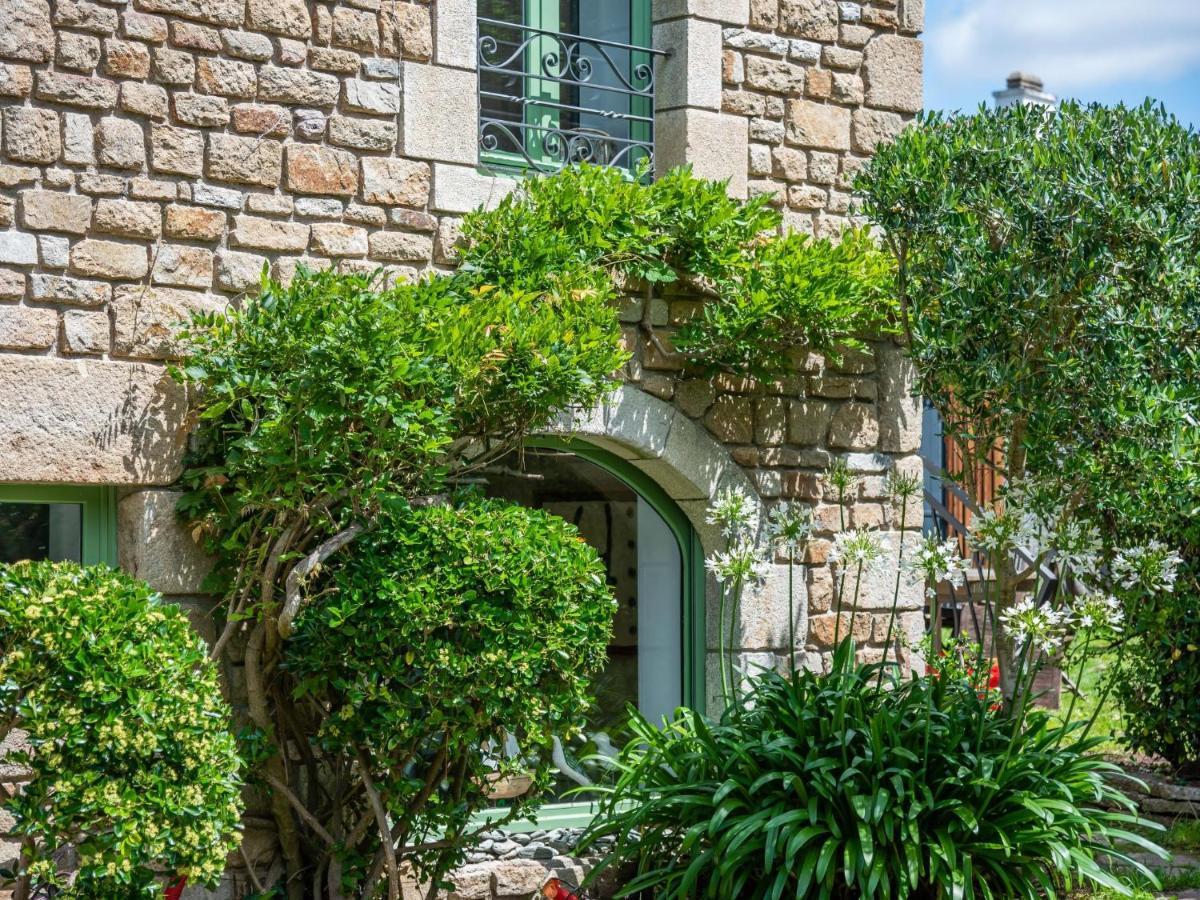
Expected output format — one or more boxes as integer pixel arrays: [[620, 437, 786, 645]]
[[929, 0, 1200, 92]]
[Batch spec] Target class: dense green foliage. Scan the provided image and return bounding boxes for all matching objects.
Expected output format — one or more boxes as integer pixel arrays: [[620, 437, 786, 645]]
[[178, 265, 625, 590], [287, 497, 614, 887], [580, 642, 1163, 900], [461, 164, 897, 377], [0, 562, 242, 898], [856, 101, 1200, 752]]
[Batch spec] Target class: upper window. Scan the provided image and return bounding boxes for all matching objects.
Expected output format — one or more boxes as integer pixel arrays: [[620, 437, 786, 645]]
[[477, 0, 661, 175], [0, 486, 117, 567]]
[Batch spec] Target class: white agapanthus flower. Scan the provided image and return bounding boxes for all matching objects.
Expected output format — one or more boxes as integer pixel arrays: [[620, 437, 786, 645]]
[[967, 508, 1023, 555], [1111, 539, 1184, 595], [1050, 518, 1103, 580], [705, 488, 757, 540], [1070, 593, 1124, 633], [999, 598, 1066, 655], [903, 535, 970, 599], [705, 540, 771, 585], [829, 528, 890, 574], [767, 502, 814, 555]]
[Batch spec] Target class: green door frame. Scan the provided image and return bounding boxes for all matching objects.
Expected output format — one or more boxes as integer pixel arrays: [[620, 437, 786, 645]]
[[0, 484, 118, 567], [473, 436, 705, 832]]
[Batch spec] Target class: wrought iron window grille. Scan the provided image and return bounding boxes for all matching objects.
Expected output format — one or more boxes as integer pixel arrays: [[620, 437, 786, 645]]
[[477, 16, 669, 175]]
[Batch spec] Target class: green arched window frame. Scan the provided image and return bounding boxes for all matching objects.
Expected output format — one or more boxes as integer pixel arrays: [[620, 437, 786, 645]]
[[0, 484, 118, 567], [475, 436, 706, 831]]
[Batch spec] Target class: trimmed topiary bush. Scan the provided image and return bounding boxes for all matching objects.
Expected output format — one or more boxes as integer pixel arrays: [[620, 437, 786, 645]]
[[286, 496, 615, 890], [0, 561, 243, 898]]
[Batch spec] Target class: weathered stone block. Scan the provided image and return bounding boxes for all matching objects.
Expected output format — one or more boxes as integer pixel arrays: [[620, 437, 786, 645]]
[[152, 244, 214, 288], [20, 190, 92, 234], [433, 0, 473, 67], [133, 0, 244, 27], [0, 63, 33, 97], [744, 56, 805, 94], [0, 305, 56, 350], [70, 239, 149, 280], [257, 66, 340, 106], [195, 57, 257, 99], [827, 401, 879, 450], [2, 107, 60, 164], [60, 308, 109, 354], [230, 103, 290, 137], [0, 270, 24, 299], [400, 62, 477, 164], [360, 157, 430, 207], [368, 230, 433, 262], [382, 2, 432, 60], [37, 234, 68, 269], [221, 29, 274, 61], [310, 223, 368, 258], [654, 17, 722, 112], [174, 93, 230, 127], [150, 124, 203, 175], [206, 133, 282, 187], [104, 39, 152, 79], [165, 204, 225, 241], [231, 214, 309, 251], [123, 11, 168, 42], [343, 78, 400, 115], [656, 108, 749, 199], [120, 82, 170, 119], [96, 117, 147, 170], [785, 99, 851, 150], [215, 248, 266, 292], [851, 107, 905, 154], [0, 0, 54, 63], [57, 32, 102, 71], [308, 46, 361, 74], [119, 490, 214, 594], [329, 116, 396, 152], [863, 34, 922, 113], [29, 273, 110, 306], [332, 6, 378, 52], [112, 284, 222, 358], [286, 145, 359, 196], [152, 47, 194, 84], [35, 71, 118, 109], [0, 355, 188, 484], [192, 183, 243, 210], [779, 0, 838, 40]]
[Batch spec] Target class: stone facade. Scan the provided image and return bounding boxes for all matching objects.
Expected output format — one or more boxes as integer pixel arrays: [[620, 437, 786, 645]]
[[0, 0, 922, 896]]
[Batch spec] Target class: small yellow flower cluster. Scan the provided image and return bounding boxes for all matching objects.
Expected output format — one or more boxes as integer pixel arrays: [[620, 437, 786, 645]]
[[0, 561, 245, 895]]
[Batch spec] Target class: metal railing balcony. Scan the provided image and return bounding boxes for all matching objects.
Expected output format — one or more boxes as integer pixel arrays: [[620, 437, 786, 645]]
[[477, 17, 669, 174]]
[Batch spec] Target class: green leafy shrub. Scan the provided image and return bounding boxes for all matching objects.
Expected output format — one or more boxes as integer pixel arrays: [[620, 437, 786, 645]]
[[459, 164, 897, 377], [0, 562, 243, 898], [855, 101, 1200, 735], [287, 496, 614, 887], [581, 643, 1162, 899]]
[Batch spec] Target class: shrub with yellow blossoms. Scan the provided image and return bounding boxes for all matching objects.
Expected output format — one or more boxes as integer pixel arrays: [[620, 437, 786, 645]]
[[0, 562, 243, 897]]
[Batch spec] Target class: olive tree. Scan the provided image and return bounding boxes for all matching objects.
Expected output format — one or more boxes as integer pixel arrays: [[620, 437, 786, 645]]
[[855, 101, 1200, 715]]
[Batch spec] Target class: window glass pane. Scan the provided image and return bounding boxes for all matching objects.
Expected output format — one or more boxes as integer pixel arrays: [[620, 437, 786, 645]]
[[559, 1, 633, 151], [478, 0, 528, 157], [482, 448, 683, 796], [0, 502, 84, 563]]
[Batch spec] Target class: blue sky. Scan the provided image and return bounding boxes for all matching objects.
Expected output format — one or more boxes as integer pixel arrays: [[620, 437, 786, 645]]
[[923, 0, 1200, 128]]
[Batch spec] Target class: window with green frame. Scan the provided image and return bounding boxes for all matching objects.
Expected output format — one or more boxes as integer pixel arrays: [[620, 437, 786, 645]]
[[0, 485, 117, 567], [477, 0, 658, 174], [472, 439, 704, 830]]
